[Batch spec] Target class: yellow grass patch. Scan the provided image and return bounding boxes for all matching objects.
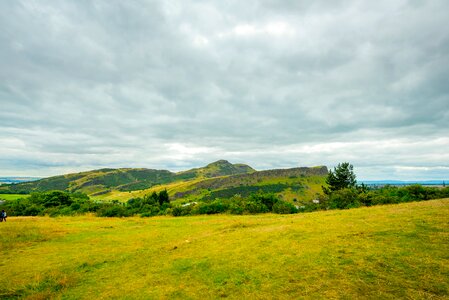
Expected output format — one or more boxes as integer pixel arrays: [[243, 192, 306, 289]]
[[1, 199, 448, 299]]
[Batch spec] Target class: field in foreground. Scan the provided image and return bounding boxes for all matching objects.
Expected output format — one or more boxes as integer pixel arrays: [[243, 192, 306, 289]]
[[1, 200, 448, 299]]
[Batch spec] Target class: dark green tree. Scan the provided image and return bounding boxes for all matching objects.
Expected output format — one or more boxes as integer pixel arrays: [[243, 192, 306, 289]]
[[143, 192, 159, 205], [158, 189, 169, 205], [323, 162, 357, 195]]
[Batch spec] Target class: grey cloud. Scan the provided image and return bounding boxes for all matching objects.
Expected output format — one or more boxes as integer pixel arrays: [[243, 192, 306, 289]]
[[1, 0, 448, 179]]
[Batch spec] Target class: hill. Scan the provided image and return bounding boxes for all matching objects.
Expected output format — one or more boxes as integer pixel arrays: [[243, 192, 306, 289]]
[[0, 161, 327, 203], [1, 199, 447, 299], [177, 159, 255, 179], [93, 167, 328, 203], [0, 160, 254, 194], [170, 166, 327, 202], [0, 168, 176, 195]]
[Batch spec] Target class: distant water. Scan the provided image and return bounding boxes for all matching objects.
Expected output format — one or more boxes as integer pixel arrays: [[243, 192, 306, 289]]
[[0, 177, 41, 184], [360, 180, 448, 186]]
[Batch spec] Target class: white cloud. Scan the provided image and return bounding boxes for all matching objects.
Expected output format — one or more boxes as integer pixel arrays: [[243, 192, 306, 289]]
[[223, 21, 296, 38]]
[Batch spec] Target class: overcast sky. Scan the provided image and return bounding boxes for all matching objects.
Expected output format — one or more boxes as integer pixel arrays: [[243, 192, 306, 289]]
[[1, 0, 448, 180]]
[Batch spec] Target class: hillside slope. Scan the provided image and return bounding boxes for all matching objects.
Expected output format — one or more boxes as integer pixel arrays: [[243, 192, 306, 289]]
[[177, 160, 255, 179], [98, 166, 328, 203], [0, 168, 176, 195], [0, 161, 328, 203], [0, 160, 254, 195]]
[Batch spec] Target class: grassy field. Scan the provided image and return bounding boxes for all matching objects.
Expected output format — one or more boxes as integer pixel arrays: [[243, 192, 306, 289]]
[[95, 178, 205, 202], [0, 194, 29, 201], [1, 199, 448, 299], [95, 175, 326, 204]]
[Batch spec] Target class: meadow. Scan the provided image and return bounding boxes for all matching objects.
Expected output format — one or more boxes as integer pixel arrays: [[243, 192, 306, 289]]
[[0, 194, 29, 201], [1, 199, 448, 299]]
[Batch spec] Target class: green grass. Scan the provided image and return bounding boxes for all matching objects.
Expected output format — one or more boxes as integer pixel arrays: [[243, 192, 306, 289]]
[[1, 199, 448, 299], [97, 174, 326, 204], [0, 194, 30, 201]]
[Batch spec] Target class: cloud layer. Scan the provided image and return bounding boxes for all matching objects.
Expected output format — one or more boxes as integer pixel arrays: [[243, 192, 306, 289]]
[[1, 0, 448, 179]]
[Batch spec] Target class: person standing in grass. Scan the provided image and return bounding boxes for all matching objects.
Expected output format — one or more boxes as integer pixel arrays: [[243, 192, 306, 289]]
[[0, 210, 6, 222]]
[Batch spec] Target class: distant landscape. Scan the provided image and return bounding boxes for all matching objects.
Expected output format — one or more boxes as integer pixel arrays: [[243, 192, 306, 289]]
[[1, 160, 448, 219], [1, 163, 448, 299], [1, 163, 448, 300], [2, 162, 448, 299], [0, 177, 41, 185], [0, 160, 328, 204], [361, 180, 447, 187]]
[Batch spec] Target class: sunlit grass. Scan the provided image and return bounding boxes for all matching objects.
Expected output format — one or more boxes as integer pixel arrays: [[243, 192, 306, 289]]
[[1, 199, 448, 299], [0, 194, 30, 201], [97, 178, 203, 202], [96, 176, 325, 203]]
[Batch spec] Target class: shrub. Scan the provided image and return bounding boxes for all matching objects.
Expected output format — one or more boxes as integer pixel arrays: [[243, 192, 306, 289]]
[[54, 206, 74, 216], [228, 203, 244, 215], [241, 200, 269, 214], [250, 193, 278, 211], [171, 204, 195, 216], [96, 204, 129, 217], [70, 202, 81, 211], [404, 184, 429, 200], [40, 191, 73, 207], [272, 200, 297, 214], [24, 204, 43, 216], [327, 188, 360, 209], [195, 201, 229, 215]]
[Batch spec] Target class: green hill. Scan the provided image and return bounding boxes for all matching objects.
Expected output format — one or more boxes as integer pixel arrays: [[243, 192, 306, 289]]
[[0, 161, 328, 203], [78, 165, 328, 204], [0, 168, 176, 195], [0, 160, 253, 194], [170, 166, 328, 203], [177, 160, 255, 179]]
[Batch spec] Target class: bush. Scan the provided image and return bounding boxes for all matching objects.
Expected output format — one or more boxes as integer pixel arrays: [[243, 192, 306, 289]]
[[195, 201, 229, 215], [96, 204, 129, 217], [327, 188, 360, 209], [404, 184, 429, 200], [32, 191, 74, 207], [250, 194, 278, 211], [438, 187, 449, 198], [240, 200, 269, 214], [171, 204, 195, 216], [272, 200, 297, 214], [70, 202, 81, 211], [228, 203, 244, 215], [24, 204, 42, 216], [54, 206, 74, 216]]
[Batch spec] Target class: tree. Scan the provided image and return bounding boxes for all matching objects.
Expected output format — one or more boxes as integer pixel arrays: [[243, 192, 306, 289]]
[[158, 189, 169, 206], [323, 162, 357, 195]]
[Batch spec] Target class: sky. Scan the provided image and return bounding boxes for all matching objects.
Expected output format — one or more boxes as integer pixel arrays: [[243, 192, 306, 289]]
[[1, 0, 449, 180]]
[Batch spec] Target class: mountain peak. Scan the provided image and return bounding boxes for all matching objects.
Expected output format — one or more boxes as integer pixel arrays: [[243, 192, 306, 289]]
[[206, 160, 232, 167], [177, 160, 254, 179]]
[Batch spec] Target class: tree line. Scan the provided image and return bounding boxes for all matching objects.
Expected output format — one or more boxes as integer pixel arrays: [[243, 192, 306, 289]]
[[1, 162, 448, 217], [316, 162, 449, 210], [0, 190, 299, 217]]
